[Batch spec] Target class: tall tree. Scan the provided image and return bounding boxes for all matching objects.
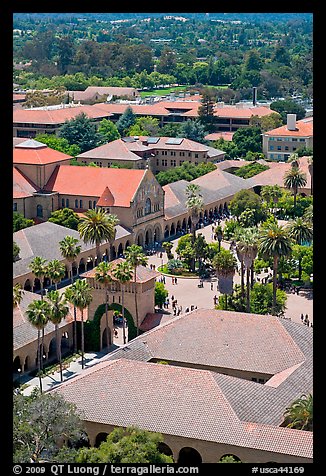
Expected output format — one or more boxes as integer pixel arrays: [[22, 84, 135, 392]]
[[286, 217, 313, 246], [212, 248, 238, 310], [94, 261, 114, 351], [29, 257, 47, 299], [283, 167, 307, 208], [59, 113, 100, 153], [185, 184, 204, 272], [116, 106, 136, 136], [59, 235, 81, 284], [259, 223, 292, 314], [26, 300, 50, 392], [46, 290, 69, 382], [98, 118, 121, 144], [198, 88, 216, 132], [64, 285, 79, 355], [78, 208, 118, 265], [112, 261, 133, 344], [260, 185, 283, 214], [47, 259, 66, 290], [124, 245, 148, 337], [68, 279, 93, 370]]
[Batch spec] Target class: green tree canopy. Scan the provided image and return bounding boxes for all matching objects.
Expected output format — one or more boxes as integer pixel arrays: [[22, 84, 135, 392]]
[[59, 112, 100, 153], [116, 106, 136, 136], [76, 427, 174, 463], [229, 189, 267, 225], [98, 118, 121, 144], [48, 208, 80, 230], [13, 212, 33, 232], [35, 134, 81, 157], [270, 99, 306, 123], [155, 282, 169, 308]]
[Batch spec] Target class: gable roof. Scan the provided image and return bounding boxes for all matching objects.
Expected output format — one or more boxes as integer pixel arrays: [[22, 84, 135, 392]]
[[44, 165, 147, 207], [264, 118, 313, 137], [13, 167, 39, 198]]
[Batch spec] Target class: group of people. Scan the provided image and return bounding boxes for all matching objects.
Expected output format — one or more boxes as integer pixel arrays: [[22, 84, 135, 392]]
[[171, 276, 178, 285]]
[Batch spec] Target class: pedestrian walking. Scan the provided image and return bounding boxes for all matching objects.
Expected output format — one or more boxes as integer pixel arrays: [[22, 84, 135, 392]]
[[172, 277, 175, 285], [211, 282, 213, 291], [177, 308, 181, 316], [175, 277, 178, 285], [301, 313, 304, 321]]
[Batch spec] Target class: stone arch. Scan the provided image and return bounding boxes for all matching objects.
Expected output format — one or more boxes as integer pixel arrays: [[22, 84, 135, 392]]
[[125, 240, 131, 251], [24, 278, 32, 291], [94, 432, 109, 448], [33, 278, 41, 292], [204, 209, 208, 219], [170, 222, 175, 236], [13, 355, 22, 373], [187, 216, 192, 229], [164, 225, 169, 239], [78, 258, 86, 273], [158, 442, 174, 460], [24, 355, 30, 372], [182, 218, 187, 231], [86, 256, 95, 271], [145, 227, 153, 246], [72, 261, 78, 278], [219, 204, 223, 214], [117, 243, 123, 257], [111, 245, 117, 260], [219, 454, 242, 462], [178, 447, 202, 464], [48, 337, 57, 361], [145, 197, 151, 215], [176, 220, 181, 233], [136, 232, 144, 247], [153, 225, 162, 243]]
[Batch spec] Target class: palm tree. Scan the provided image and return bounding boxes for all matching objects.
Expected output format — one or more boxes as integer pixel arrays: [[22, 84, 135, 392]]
[[287, 152, 299, 168], [235, 228, 260, 312], [112, 261, 133, 344], [212, 248, 238, 310], [283, 166, 307, 208], [185, 184, 204, 244], [78, 208, 118, 265], [29, 256, 47, 299], [68, 279, 93, 370], [26, 299, 50, 392], [303, 204, 313, 224], [13, 283, 24, 308], [307, 156, 313, 195], [46, 290, 69, 382], [124, 244, 148, 336], [259, 224, 292, 315], [94, 261, 114, 351], [261, 185, 283, 214], [286, 217, 313, 246], [283, 394, 313, 431], [59, 236, 81, 284], [47, 259, 66, 290]]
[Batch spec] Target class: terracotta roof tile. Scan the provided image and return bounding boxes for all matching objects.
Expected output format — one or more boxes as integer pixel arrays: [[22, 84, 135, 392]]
[[14, 142, 72, 165], [264, 118, 313, 137], [13, 167, 39, 198], [97, 186, 115, 207], [44, 165, 146, 207]]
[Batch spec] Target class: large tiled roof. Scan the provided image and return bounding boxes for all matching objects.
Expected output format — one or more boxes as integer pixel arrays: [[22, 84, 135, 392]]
[[214, 105, 272, 119], [13, 104, 113, 125], [205, 131, 234, 141], [44, 165, 146, 207], [68, 86, 139, 101], [13, 140, 72, 165], [14, 291, 73, 350], [13, 167, 39, 198], [81, 258, 160, 283], [264, 118, 313, 137], [248, 156, 311, 190], [163, 169, 252, 219], [13, 222, 131, 279], [54, 357, 312, 459]]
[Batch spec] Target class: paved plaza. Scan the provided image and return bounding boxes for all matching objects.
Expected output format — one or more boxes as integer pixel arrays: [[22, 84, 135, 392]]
[[20, 220, 312, 395]]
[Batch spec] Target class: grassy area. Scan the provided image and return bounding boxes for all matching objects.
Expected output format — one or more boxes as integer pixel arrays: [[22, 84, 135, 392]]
[[139, 86, 187, 98], [158, 264, 198, 278]]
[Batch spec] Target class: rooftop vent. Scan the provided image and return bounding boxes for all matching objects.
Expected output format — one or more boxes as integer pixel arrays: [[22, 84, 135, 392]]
[[287, 114, 297, 131]]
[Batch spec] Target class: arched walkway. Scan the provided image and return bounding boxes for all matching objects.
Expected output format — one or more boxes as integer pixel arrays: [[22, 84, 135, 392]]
[[125, 240, 130, 251], [137, 233, 144, 247], [24, 355, 30, 372], [158, 442, 174, 460], [102, 327, 112, 349], [13, 356, 22, 373], [111, 246, 117, 260], [94, 432, 109, 447], [117, 243, 123, 257], [79, 259, 86, 273], [24, 279, 32, 291], [48, 337, 57, 361], [170, 223, 175, 237], [145, 228, 153, 246], [178, 447, 202, 464], [153, 226, 161, 243], [164, 226, 169, 239], [219, 453, 242, 462]]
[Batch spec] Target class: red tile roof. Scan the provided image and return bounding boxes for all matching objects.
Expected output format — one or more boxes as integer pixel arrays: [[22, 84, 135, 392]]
[[205, 131, 235, 141], [13, 167, 39, 198], [250, 156, 311, 189], [97, 186, 115, 207], [13, 104, 113, 125], [13, 143, 72, 165], [44, 165, 146, 207], [264, 118, 313, 137]]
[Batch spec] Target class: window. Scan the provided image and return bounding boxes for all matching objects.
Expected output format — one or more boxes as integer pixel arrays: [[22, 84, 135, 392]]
[[89, 200, 92, 209], [93, 201, 97, 209], [80, 200, 83, 209], [179, 160, 184, 165], [278, 154, 282, 159], [13, 202, 17, 211], [156, 159, 159, 166], [277, 146, 282, 151], [270, 154, 274, 159], [145, 198, 151, 215], [292, 138, 298, 142], [66, 199, 69, 208], [299, 138, 305, 142], [36, 204, 43, 218], [292, 147, 297, 151], [171, 160, 176, 167], [268, 137, 275, 141], [277, 138, 282, 141], [61, 198, 65, 207], [179, 151, 185, 156], [269, 145, 274, 150], [75, 199, 78, 208], [188, 152, 191, 157], [251, 378, 257, 382], [285, 146, 289, 151], [195, 153, 199, 158]]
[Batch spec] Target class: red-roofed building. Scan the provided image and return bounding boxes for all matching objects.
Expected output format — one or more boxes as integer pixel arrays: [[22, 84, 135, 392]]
[[263, 114, 313, 160]]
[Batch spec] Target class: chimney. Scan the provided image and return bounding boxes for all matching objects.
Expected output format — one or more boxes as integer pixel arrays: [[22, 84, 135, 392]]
[[287, 114, 297, 131], [252, 87, 257, 106]]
